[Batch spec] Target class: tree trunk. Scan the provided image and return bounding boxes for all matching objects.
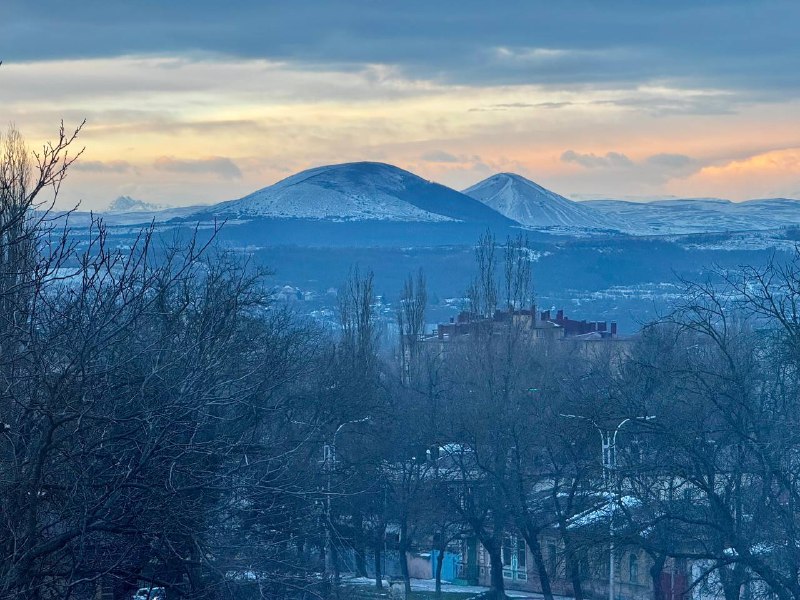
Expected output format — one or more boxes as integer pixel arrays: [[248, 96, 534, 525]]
[[353, 512, 368, 578], [435, 548, 445, 595], [399, 520, 412, 595], [558, 519, 584, 600], [374, 532, 384, 589], [331, 542, 340, 584], [487, 544, 507, 600], [650, 554, 666, 600], [719, 565, 742, 600], [524, 530, 555, 600], [354, 550, 368, 580], [399, 550, 411, 595], [566, 551, 585, 600]]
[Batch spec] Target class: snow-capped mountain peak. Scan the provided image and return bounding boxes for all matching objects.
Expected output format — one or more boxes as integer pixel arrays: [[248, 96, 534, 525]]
[[211, 162, 516, 225], [463, 173, 616, 230], [107, 195, 169, 213]]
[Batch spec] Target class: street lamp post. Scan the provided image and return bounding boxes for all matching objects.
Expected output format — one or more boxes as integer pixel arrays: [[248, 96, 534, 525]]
[[561, 414, 655, 600], [324, 417, 371, 583]]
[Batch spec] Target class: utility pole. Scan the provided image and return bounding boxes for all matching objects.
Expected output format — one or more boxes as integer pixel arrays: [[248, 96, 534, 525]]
[[561, 414, 655, 600], [324, 417, 371, 585]]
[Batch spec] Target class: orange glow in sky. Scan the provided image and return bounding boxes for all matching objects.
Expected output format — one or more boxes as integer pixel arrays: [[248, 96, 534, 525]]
[[3, 5, 800, 210]]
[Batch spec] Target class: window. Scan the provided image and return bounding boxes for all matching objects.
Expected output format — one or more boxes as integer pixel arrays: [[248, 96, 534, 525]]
[[629, 553, 639, 583], [517, 539, 527, 569], [502, 535, 527, 580]]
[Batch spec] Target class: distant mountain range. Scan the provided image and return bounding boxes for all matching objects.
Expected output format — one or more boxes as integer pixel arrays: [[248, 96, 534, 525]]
[[584, 197, 800, 235], [87, 163, 800, 333], [96, 162, 800, 237]]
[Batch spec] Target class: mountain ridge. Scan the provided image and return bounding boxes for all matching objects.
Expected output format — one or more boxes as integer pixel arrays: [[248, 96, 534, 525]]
[[94, 163, 800, 239], [108, 195, 169, 212], [209, 161, 517, 225], [583, 196, 800, 235], [463, 172, 617, 230]]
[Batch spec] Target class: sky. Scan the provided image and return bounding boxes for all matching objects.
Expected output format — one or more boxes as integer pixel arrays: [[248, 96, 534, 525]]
[[3, 0, 800, 209]]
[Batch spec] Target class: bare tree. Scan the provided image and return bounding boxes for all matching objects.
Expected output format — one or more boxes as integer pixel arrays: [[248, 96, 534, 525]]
[[467, 230, 498, 319], [0, 125, 328, 600], [434, 233, 543, 600], [615, 257, 800, 600], [396, 269, 427, 386]]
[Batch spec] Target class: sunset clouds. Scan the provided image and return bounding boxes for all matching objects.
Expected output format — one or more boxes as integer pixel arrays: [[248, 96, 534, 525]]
[[2, 1, 799, 208]]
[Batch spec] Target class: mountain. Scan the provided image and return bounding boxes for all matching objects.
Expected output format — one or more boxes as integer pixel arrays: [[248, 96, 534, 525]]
[[583, 197, 800, 235], [107, 195, 168, 212], [209, 162, 516, 225], [463, 173, 616, 230]]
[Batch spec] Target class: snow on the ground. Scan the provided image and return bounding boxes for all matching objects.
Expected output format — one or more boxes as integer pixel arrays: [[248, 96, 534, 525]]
[[345, 576, 555, 598]]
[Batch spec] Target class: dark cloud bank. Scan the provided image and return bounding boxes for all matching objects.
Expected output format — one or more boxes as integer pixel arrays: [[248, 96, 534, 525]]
[[4, 0, 800, 99]]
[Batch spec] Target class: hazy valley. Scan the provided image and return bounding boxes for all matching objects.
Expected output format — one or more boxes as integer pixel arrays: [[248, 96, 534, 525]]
[[69, 161, 800, 333]]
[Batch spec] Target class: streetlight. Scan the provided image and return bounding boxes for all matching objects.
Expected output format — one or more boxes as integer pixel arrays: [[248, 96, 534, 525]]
[[324, 417, 371, 583], [560, 414, 655, 600]]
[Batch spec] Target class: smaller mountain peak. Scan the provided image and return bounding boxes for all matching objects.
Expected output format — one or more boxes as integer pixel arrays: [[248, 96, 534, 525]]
[[494, 172, 546, 186], [464, 172, 616, 230], [107, 196, 167, 213]]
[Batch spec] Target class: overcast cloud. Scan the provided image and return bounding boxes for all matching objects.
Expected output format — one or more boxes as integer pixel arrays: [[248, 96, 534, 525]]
[[2, 1, 799, 206], [5, 1, 800, 96]]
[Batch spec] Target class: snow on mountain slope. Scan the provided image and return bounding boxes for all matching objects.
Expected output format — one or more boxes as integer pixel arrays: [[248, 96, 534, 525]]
[[463, 173, 616, 230], [211, 162, 516, 225], [66, 205, 209, 228], [583, 197, 800, 235], [107, 195, 169, 213]]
